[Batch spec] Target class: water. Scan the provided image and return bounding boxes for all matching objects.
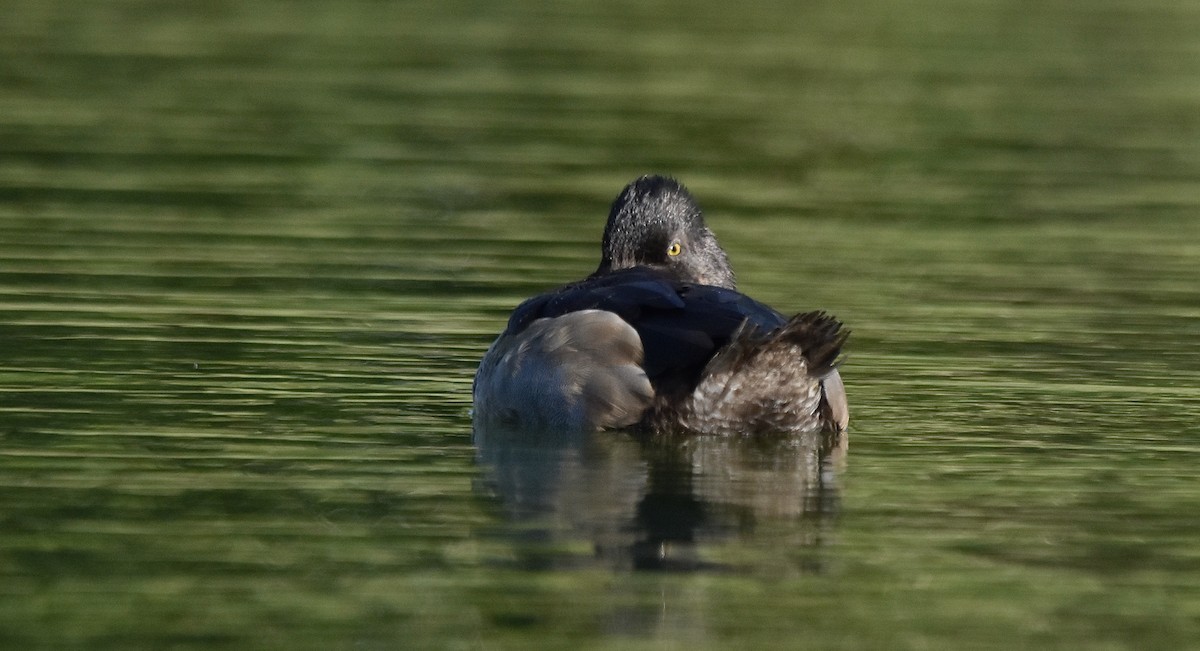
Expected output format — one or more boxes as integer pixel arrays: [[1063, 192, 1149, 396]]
[[2, 0, 1199, 648]]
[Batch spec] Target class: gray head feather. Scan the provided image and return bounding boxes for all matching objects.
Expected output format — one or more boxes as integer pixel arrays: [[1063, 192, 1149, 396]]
[[595, 175, 736, 289]]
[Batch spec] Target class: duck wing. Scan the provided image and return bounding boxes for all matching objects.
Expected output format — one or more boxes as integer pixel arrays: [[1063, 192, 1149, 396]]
[[505, 267, 787, 392]]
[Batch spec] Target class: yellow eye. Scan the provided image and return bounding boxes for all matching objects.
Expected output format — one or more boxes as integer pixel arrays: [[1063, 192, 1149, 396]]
[[667, 242, 682, 257]]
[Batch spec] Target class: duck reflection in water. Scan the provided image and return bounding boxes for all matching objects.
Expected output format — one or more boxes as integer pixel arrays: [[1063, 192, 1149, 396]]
[[473, 176, 849, 571], [474, 426, 845, 572]]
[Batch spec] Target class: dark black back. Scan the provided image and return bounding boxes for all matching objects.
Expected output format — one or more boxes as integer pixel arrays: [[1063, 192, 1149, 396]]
[[505, 267, 787, 389]]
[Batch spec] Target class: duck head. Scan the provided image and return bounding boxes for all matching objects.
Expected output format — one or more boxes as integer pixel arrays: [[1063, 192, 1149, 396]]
[[594, 175, 736, 289]]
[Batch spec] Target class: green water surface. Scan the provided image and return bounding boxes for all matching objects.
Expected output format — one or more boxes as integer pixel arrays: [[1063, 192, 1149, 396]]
[[2, 1, 1198, 649]]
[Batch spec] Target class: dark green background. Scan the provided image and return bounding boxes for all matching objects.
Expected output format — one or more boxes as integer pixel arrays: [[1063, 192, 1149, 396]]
[[2, 0, 1198, 648]]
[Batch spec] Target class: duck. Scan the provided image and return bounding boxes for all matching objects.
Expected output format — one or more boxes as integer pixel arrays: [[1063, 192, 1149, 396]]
[[473, 175, 849, 436]]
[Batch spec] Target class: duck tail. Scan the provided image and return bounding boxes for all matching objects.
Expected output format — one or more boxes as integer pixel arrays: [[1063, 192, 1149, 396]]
[[774, 310, 848, 378], [684, 311, 849, 434], [707, 310, 847, 379], [778, 311, 850, 432]]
